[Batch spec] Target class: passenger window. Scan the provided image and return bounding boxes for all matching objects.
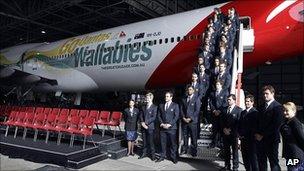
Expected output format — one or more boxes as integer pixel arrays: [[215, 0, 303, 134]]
[[154, 40, 157, 45], [177, 36, 181, 42], [159, 39, 162, 44], [171, 37, 174, 43], [165, 38, 168, 43]]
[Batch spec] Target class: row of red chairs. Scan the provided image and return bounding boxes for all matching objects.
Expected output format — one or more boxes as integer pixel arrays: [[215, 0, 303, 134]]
[[0, 105, 123, 149]]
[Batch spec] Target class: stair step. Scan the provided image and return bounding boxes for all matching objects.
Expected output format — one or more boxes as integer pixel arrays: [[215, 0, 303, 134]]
[[67, 153, 108, 169], [99, 139, 123, 151], [107, 147, 128, 159]]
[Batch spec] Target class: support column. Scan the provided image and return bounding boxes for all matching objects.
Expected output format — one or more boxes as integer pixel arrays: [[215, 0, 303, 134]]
[[74, 92, 82, 106]]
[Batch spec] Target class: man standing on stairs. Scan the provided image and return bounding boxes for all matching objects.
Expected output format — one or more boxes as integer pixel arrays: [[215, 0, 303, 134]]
[[138, 93, 157, 161]]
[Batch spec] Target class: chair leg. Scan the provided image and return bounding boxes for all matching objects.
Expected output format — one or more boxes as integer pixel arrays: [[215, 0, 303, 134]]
[[57, 132, 62, 145], [113, 126, 117, 138], [90, 136, 96, 147], [45, 131, 49, 144], [14, 127, 18, 138], [5, 126, 9, 137], [69, 134, 74, 147], [102, 125, 105, 137], [34, 130, 38, 142], [83, 136, 87, 149], [22, 128, 27, 140]]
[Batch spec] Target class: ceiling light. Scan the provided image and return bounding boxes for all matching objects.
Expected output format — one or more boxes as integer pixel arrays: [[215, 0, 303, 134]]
[[41, 30, 46, 34]]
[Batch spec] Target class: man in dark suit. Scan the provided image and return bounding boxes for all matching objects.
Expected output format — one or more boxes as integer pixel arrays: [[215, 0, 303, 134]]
[[189, 73, 204, 100], [193, 57, 205, 75], [217, 61, 232, 91], [138, 93, 158, 161], [220, 94, 242, 171], [219, 46, 232, 71], [255, 85, 284, 171], [198, 64, 210, 98], [199, 44, 213, 70], [209, 80, 229, 147], [180, 85, 201, 156], [157, 91, 180, 164], [238, 94, 259, 171]]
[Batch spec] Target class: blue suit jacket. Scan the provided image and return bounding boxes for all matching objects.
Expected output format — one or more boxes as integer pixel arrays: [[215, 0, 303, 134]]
[[158, 102, 180, 130], [140, 104, 157, 130], [180, 95, 201, 123]]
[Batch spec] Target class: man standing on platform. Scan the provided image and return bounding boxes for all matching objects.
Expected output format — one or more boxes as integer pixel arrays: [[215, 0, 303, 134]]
[[255, 85, 284, 171], [138, 93, 157, 161], [238, 94, 259, 171], [180, 85, 201, 157], [221, 94, 242, 171], [157, 91, 180, 164]]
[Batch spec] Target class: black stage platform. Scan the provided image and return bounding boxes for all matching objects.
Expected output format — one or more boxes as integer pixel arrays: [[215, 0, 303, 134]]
[[0, 127, 127, 169]]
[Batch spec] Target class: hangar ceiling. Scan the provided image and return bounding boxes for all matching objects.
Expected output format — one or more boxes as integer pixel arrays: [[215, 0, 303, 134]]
[[0, 0, 227, 49]]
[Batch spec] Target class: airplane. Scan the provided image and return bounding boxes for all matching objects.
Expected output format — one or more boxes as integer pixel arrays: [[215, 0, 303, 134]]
[[0, 0, 303, 96]]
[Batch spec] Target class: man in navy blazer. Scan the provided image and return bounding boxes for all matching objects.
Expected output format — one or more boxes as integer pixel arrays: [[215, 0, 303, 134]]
[[189, 73, 204, 100], [209, 80, 229, 147], [238, 94, 259, 171], [255, 85, 284, 171], [156, 91, 180, 164], [217, 61, 232, 91], [180, 85, 202, 156], [220, 94, 242, 171], [138, 93, 158, 161]]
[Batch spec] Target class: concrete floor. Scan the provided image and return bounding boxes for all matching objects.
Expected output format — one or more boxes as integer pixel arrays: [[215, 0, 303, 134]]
[[1, 149, 287, 171]]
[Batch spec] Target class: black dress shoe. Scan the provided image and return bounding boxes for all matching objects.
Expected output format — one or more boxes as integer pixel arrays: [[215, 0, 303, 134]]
[[172, 159, 178, 164], [138, 155, 146, 159], [151, 156, 156, 161], [131, 153, 135, 156], [155, 158, 164, 162]]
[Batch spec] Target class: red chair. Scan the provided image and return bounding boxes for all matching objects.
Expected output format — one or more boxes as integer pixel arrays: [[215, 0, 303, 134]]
[[79, 110, 89, 121], [34, 112, 57, 143], [72, 117, 95, 149], [107, 111, 123, 138], [11, 111, 27, 138], [44, 113, 68, 144], [88, 110, 99, 121], [58, 115, 81, 146], [95, 111, 110, 137], [2, 111, 18, 137], [31, 109, 47, 141], [35, 107, 44, 115], [60, 108, 69, 116], [69, 109, 79, 117], [20, 111, 36, 139], [51, 108, 61, 116]]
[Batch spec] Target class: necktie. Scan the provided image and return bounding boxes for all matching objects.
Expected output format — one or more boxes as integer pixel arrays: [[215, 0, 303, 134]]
[[227, 107, 231, 114], [265, 103, 269, 110], [187, 96, 190, 103], [165, 103, 169, 111]]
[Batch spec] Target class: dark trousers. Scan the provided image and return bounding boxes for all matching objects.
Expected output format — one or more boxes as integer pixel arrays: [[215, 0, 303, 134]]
[[141, 129, 155, 157], [240, 137, 259, 171], [160, 129, 177, 160], [256, 140, 281, 171], [211, 115, 221, 146], [223, 134, 239, 170], [182, 122, 198, 155]]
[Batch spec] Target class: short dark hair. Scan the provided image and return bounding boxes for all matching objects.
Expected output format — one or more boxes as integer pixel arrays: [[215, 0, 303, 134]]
[[228, 94, 236, 100], [219, 61, 227, 66], [165, 91, 173, 97], [215, 79, 223, 85], [186, 85, 194, 90], [262, 85, 275, 94], [245, 94, 255, 102]]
